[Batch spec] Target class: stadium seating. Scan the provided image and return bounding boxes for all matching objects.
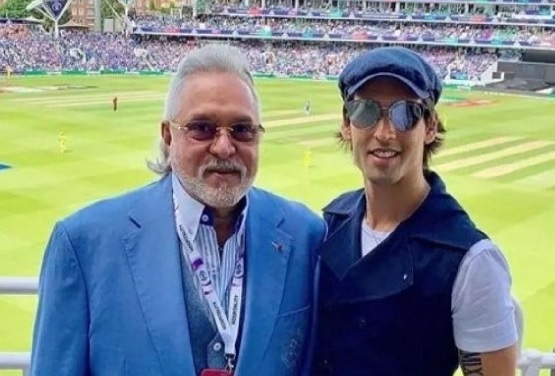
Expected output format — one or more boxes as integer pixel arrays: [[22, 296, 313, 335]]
[[0, 23, 525, 80]]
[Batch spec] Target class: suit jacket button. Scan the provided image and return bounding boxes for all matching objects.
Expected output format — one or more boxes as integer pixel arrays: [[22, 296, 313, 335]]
[[358, 318, 367, 328]]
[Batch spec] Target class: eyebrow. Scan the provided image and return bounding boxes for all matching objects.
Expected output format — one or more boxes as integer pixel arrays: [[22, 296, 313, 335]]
[[187, 115, 257, 124]]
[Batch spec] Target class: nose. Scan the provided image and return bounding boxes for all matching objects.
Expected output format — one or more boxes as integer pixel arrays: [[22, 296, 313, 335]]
[[209, 128, 236, 159], [373, 117, 396, 142]]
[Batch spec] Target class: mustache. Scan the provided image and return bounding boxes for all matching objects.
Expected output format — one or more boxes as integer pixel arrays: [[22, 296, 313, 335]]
[[199, 160, 247, 177]]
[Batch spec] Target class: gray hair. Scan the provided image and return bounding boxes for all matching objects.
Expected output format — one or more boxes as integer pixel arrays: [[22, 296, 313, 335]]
[[146, 44, 261, 175]]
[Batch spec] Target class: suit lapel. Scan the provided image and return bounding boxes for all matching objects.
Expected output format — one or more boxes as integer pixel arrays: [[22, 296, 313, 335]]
[[124, 175, 195, 375], [236, 189, 292, 375], [319, 193, 365, 283], [319, 190, 415, 305]]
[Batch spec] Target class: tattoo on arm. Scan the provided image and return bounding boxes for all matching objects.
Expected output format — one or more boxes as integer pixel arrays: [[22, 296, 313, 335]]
[[459, 350, 484, 376]]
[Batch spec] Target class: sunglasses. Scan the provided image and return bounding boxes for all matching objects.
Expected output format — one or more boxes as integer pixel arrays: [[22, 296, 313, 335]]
[[169, 120, 265, 143], [345, 99, 427, 132]]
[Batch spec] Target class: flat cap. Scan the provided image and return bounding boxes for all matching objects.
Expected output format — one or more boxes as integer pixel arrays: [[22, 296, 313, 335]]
[[338, 46, 442, 104]]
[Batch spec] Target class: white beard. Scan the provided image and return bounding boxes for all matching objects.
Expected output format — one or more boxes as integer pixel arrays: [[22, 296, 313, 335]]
[[173, 159, 254, 208], [180, 174, 253, 208]]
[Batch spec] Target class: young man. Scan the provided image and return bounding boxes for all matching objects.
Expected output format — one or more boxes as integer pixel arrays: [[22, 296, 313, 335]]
[[31, 45, 326, 376], [311, 47, 518, 376]]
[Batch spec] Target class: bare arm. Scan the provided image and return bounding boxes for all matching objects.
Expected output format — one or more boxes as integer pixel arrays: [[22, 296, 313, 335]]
[[453, 243, 519, 376], [459, 344, 518, 376]]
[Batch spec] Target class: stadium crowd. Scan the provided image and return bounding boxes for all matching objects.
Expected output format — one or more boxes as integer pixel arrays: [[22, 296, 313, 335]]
[[0, 22, 522, 80], [134, 15, 555, 46]]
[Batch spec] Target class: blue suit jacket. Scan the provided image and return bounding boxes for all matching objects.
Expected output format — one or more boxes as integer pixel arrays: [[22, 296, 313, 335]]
[[30, 175, 326, 376]]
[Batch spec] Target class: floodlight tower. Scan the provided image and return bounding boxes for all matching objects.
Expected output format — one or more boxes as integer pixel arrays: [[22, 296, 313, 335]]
[[118, 0, 134, 35], [26, 0, 74, 38]]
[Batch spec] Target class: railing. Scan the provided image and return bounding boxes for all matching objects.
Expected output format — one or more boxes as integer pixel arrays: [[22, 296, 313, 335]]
[[0, 277, 38, 295], [0, 353, 30, 376], [0, 277, 37, 375], [519, 350, 555, 376], [1, 277, 554, 376]]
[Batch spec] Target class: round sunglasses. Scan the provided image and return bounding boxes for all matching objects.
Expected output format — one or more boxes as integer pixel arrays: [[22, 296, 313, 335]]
[[169, 120, 265, 143], [345, 99, 427, 132]]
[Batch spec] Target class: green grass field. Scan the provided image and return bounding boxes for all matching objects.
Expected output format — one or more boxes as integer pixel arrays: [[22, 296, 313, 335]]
[[1, 75, 555, 374]]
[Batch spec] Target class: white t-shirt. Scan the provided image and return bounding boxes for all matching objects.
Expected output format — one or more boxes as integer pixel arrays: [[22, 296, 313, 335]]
[[361, 220, 517, 353]]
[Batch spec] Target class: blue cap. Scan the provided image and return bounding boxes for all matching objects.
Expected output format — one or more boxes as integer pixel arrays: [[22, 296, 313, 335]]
[[339, 46, 442, 104]]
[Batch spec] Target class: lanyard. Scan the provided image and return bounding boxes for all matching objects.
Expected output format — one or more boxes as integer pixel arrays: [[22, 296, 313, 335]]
[[173, 195, 245, 371]]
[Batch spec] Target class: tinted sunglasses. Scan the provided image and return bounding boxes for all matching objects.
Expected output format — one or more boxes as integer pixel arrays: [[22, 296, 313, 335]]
[[169, 120, 265, 143], [345, 99, 427, 132]]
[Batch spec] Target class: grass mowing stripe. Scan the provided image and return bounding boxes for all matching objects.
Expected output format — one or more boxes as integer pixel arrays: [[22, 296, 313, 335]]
[[434, 141, 554, 172], [473, 151, 555, 178], [437, 137, 523, 158], [265, 114, 338, 128]]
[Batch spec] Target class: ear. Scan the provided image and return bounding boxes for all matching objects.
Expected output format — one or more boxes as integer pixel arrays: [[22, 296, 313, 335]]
[[161, 120, 172, 146], [341, 109, 352, 141], [424, 116, 438, 145]]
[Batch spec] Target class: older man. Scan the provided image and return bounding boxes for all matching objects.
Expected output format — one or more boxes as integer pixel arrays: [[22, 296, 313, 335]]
[[310, 47, 518, 376], [30, 45, 326, 376]]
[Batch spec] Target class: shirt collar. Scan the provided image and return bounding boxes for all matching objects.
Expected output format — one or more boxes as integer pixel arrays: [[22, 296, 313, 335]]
[[171, 172, 249, 240]]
